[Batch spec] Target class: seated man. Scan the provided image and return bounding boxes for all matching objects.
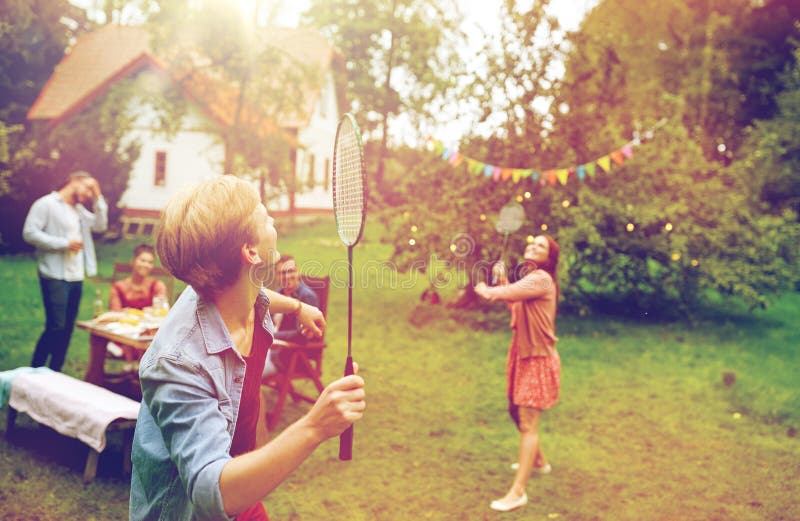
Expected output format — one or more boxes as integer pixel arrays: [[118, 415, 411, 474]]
[[262, 255, 319, 377]]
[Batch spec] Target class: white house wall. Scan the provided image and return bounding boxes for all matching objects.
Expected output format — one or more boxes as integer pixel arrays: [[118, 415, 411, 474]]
[[119, 69, 339, 215], [271, 71, 339, 212], [119, 100, 224, 212]]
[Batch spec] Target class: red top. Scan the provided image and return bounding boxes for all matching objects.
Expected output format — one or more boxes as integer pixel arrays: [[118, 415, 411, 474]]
[[229, 321, 270, 521], [109, 277, 167, 310]]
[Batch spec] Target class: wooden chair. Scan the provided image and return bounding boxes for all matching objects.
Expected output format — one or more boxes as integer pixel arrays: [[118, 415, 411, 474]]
[[262, 274, 329, 431]]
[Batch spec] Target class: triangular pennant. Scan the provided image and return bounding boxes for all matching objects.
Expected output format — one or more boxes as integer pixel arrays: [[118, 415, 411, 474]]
[[556, 168, 569, 185], [621, 143, 634, 158], [546, 170, 558, 186], [442, 148, 452, 161], [465, 158, 475, 174], [432, 140, 444, 155], [483, 164, 493, 177], [468, 159, 484, 176], [585, 163, 596, 177], [610, 150, 624, 166], [597, 156, 611, 173], [492, 166, 501, 181], [449, 152, 464, 167], [511, 169, 522, 183], [520, 169, 533, 179], [532, 171, 540, 182], [501, 168, 513, 181], [576, 165, 586, 180]]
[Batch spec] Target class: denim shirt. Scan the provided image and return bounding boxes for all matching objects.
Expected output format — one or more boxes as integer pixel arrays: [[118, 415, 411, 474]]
[[22, 192, 108, 279], [130, 286, 274, 521]]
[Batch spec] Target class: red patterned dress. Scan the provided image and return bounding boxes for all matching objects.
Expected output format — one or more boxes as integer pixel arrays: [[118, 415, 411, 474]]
[[484, 269, 561, 410]]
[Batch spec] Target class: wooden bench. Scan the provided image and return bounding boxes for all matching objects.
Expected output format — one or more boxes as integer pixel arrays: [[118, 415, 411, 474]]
[[3, 369, 140, 484]]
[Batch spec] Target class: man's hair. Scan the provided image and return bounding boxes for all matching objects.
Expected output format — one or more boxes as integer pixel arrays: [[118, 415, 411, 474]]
[[59, 170, 92, 189], [156, 176, 261, 297], [276, 254, 295, 267], [132, 243, 155, 259]]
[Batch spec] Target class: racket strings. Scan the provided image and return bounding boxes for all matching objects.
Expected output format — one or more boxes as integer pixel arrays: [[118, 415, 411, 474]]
[[334, 123, 365, 245]]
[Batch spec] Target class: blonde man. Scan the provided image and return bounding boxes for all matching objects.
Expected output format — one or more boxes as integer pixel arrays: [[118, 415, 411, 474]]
[[130, 176, 366, 521]]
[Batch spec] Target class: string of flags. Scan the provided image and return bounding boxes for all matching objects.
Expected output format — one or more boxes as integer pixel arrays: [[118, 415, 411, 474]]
[[425, 119, 667, 186]]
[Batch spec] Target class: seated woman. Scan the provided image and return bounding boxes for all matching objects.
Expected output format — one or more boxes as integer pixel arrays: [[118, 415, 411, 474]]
[[109, 244, 168, 311], [103, 244, 169, 375]]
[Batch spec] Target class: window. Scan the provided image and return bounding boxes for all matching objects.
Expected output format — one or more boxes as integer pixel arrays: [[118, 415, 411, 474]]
[[154, 151, 167, 186], [307, 153, 316, 188], [324, 158, 330, 191]]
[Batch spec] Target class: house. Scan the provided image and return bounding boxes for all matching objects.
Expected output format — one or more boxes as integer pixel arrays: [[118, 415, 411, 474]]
[[27, 24, 342, 235]]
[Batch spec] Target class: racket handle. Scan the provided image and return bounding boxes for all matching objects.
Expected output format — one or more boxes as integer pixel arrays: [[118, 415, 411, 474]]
[[339, 356, 355, 461]]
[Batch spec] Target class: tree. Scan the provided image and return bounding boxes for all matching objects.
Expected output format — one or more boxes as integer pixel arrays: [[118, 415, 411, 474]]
[[386, 0, 799, 315], [0, 0, 97, 251], [144, 0, 323, 205], [303, 0, 464, 199], [736, 49, 800, 215], [381, 1, 571, 305], [544, 0, 799, 313]]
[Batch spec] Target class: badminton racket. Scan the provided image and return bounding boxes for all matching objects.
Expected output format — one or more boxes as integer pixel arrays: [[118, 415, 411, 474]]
[[491, 201, 525, 285], [332, 113, 367, 461]]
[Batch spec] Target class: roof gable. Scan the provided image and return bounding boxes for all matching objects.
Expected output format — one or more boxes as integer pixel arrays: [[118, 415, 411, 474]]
[[27, 24, 153, 122], [27, 24, 341, 132]]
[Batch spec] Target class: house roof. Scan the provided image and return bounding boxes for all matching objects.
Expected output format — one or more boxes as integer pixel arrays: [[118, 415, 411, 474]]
[[27, 25, 153, 122], [27, 24, 341, 133]]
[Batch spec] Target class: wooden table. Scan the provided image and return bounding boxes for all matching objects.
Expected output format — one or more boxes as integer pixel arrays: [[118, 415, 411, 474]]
[[76, 320, 155, 397]]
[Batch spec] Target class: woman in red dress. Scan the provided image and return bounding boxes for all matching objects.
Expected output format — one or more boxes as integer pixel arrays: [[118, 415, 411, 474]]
[[474, 234, 561, 512], [109, 244, 168, 311]]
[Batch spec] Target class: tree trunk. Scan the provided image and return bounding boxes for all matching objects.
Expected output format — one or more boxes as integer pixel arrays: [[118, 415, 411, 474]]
[[375, 0, 398, 196]]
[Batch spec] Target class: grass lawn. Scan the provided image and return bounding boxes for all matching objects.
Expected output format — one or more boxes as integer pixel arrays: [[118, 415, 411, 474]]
[[1, 216, 799, 520]]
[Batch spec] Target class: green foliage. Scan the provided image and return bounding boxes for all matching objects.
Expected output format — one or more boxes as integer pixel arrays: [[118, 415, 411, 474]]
[[381, 147, 523, 285], [736, 49, 800, 213], [546, 0, 800, 313], [0, 1, 139, 252], [0, 0, 89, 125], [383, 0, 799, 316], [147, 0, 318, 195], [303, 0, 464, 193], [558, 123, 799, 315]]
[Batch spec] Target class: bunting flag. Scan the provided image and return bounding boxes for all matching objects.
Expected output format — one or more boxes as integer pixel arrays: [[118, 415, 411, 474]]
[[424, 120, 667, 188], [597, 155, 611, 173]]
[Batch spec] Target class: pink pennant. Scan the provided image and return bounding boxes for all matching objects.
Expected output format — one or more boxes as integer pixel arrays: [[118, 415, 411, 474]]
[[621, 144, 634, 158]]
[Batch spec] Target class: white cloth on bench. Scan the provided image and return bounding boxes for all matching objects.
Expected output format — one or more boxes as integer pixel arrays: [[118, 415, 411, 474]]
[[0, 366, 51, 408], [7, 369, 140, 452]]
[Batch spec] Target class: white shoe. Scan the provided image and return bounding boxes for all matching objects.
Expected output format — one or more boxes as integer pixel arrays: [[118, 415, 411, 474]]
[[490, 493, 528, 512], [510, 462, 552, 474]]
